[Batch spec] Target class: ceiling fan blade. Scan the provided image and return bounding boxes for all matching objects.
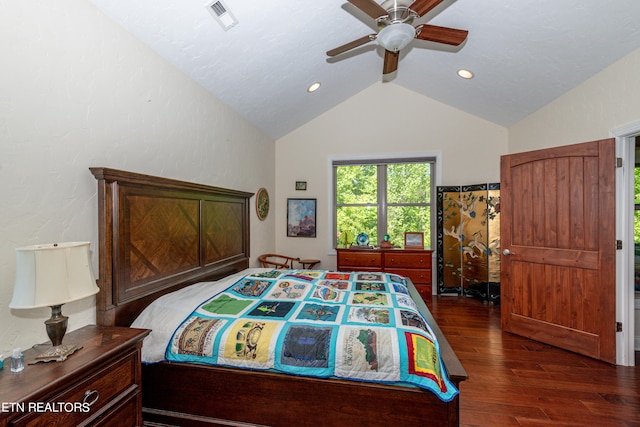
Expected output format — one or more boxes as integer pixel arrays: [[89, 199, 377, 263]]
[[409, 0, 444, 17], [348, 0, 388, 20], [327, 34, 376, 57], [416, 24, 468, 45], [383, 50, 399, 74]]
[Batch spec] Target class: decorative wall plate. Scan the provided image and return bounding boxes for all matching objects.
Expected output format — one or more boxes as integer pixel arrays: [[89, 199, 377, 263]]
[[256, 188, 269, 221]]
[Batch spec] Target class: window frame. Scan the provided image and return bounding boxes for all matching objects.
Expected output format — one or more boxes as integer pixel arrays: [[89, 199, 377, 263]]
[[332, 156, 437, 249]]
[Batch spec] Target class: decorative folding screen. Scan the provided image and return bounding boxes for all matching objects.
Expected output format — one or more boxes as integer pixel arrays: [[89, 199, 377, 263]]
[[436, 183, 501, 303]]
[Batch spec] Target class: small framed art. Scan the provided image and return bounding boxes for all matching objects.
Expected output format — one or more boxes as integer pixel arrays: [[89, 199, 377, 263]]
[[404, 232, 424, 249], [287, 198, 316, 237], [295, 181, 307, 191]]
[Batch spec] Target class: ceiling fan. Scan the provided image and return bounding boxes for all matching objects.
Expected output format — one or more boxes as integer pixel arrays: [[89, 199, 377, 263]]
[[327, 0, 468, 74]]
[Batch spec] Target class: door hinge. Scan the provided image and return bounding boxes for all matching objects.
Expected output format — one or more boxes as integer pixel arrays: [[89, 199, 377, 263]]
[[616, 157, 623, 168], [616, 240, 623, 250], [616, 322, 623, 332]]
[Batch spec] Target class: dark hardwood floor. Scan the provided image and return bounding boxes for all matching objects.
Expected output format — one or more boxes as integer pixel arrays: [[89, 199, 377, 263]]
[[425, 296, 640, 427]]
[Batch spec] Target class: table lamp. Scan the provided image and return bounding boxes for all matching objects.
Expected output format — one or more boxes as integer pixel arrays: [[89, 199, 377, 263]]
[[9, 242, 99, 362]]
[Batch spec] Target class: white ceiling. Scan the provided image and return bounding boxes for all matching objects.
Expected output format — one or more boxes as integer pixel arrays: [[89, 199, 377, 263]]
[[88, 0, 640, 140]]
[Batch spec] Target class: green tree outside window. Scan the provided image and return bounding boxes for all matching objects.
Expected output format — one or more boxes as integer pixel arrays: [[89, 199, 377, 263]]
[[334, 160, 434, 248], [634, 166, 640, 248]]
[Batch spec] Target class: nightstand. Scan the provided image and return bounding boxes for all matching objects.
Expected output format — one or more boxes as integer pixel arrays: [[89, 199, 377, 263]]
[[0, 325, 150, 427]]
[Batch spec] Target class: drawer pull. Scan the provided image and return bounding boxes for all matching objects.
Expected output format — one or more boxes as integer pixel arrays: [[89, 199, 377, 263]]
[[83, 390, 100, 407]]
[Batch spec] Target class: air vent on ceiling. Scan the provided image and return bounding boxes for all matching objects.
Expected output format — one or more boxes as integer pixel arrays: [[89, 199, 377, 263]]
[[206, 0, 238, 31]]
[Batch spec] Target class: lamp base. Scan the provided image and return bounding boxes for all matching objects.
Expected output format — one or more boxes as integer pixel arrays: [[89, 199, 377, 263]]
[[28, 304, 81, 363], [30, 344, 82, 364], [45, 304, 68, 347]]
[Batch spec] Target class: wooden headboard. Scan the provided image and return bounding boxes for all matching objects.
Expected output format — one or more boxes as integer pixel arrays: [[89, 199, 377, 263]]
[[90, 168, 253, 327]]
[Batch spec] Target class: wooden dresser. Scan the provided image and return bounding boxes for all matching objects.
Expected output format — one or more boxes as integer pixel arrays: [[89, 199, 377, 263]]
[[0, 325, 149, 427], [336, 248, 434, 300]]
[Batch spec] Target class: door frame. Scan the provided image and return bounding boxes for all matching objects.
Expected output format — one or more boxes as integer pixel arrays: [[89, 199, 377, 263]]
[[611, 120, 639, 366]]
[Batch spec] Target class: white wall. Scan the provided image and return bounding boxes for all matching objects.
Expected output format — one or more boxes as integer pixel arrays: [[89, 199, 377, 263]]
[[509, 48, 640, 152], [0, 1, 275, 357], [275, 82, 508, 269]]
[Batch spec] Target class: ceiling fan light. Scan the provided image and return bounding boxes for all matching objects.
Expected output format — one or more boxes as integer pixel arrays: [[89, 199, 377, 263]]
[[377, 23, 415, 52]]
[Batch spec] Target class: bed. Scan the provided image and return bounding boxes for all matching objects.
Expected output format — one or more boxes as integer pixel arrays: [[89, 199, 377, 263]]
[[90, 167, 467, 427]]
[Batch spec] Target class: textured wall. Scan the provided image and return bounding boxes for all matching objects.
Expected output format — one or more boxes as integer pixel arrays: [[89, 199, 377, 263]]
[[508, 48, 640, 152], [0, 0, 275, 355]]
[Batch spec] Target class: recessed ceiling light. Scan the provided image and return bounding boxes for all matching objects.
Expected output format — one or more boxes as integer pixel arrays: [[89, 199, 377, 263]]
[[457, 69, 474, 79], [307, 82, 321, 93]]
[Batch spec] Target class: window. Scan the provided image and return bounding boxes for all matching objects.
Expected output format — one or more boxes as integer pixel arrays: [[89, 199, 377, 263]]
[[333, 158, 435, 249], [634, 138, 640, 292], [635, 162, 640, 243]]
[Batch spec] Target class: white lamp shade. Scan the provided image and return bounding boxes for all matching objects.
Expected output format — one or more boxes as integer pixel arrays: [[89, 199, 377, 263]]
[[10, 242, 99, 309], [377, 23, 416, 52]]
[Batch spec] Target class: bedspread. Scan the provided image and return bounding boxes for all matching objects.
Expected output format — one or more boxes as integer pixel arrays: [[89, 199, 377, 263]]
[[165, 269, 458, 402]]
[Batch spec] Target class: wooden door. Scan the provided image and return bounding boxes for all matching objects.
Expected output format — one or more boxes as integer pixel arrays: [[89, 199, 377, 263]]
[[500, 138, 616, 363]]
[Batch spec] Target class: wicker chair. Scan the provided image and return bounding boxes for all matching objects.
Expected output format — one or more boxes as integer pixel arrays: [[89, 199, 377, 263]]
[[258, 253, 300, 269]]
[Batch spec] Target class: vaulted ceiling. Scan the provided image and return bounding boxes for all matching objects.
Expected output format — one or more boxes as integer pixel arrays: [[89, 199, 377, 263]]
[[88, 0, 640, 139]]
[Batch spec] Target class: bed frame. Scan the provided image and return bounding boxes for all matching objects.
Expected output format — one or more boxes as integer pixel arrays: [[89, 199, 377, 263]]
[[90, 167, 467, 427]]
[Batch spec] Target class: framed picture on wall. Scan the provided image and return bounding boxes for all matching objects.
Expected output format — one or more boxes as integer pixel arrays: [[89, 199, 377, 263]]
[[295, 181, 307, 191], [404, 232, 424, 249], [287, 198, 316, 237]]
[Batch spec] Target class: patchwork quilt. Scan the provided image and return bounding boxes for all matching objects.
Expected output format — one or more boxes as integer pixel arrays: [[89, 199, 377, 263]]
[[166, 269, 459, 402]]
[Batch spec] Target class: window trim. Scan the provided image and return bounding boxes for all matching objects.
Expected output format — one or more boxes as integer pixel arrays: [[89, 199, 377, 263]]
[[329, 153, 440, 252]]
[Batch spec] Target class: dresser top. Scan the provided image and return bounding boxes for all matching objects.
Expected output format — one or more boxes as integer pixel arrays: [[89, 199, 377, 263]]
[[336, 247, 434, 253], [0, 325, 149, 406]]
